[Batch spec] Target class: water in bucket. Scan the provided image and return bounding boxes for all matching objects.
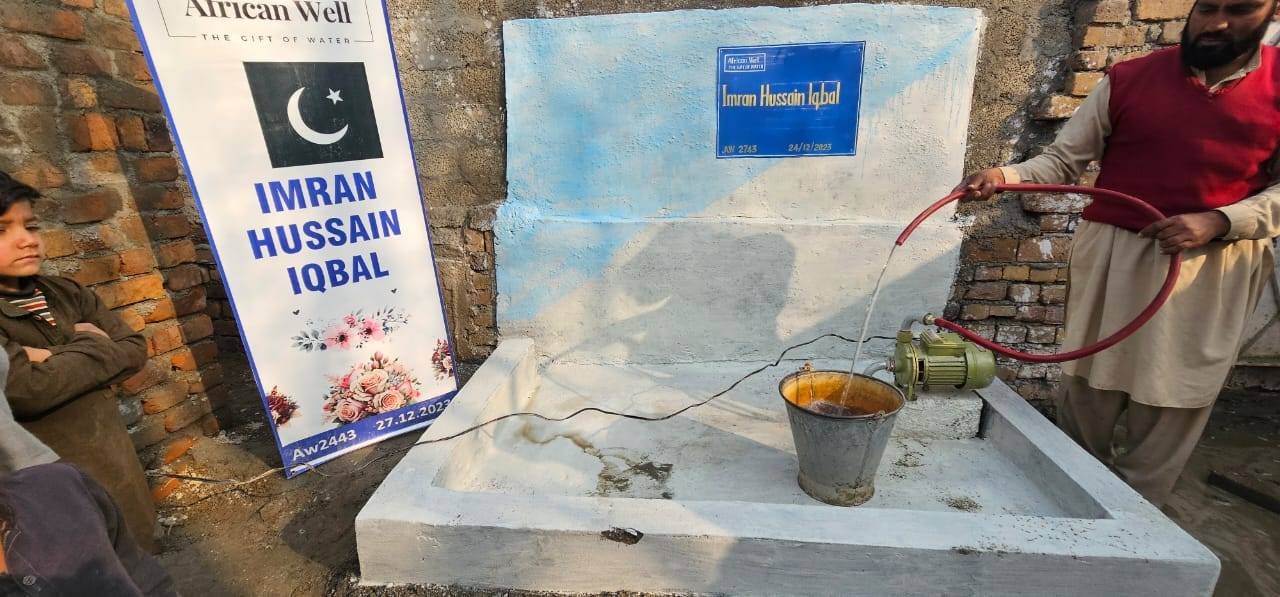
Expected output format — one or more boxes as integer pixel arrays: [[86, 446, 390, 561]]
[[779, 370, 905, 506]]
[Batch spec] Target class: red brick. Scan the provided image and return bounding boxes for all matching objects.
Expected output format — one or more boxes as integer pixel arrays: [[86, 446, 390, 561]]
[[118, 51, 151, 82], [155, 240, 196, 268], [1035, 95, 1082, 120], [98, 79, 159, 111], [0, 75, 56, 106], [976, 266, 1005, 282], [961, 304, 990, 321], [1045, 306, 1066, 324], [164, 263, 206, 291], [61, 187, 121, 223], [990, 305, 1018, 318], [1160, 21, 1185, 45], [147, 323, 183, 355], [169, 347, 196, 371], [996, 325, 1028, 344], [1008, 284, 1041, 303], [966, 281, 1008, 301], [1119, 25, 1149, 46], [1029, 267, 1060, 283], [1081, 26, 1122, 48], [104, 0, 131, 18], [144, 117, 172, 151], [0, 5, 86, 40], [133, 156, 178, 182], [53, 44, 113, 75], [0, 35, 45, 69], [142, 381, 189, 414], [192, 362, 222, 391], [163, 397, 210, 433], [146, 213, 190, 239], [1111, 48, 1153, 66], [116, 115, 147, 151], [68, 254, 120, 286], [1135, 0, 1194, 20], [1041, 285, 1067, 304], [121, 358, 166, 394], [1016, 305, 1048, 322], [1040, 214, 1073, 232], [63, 78, 97, 107], [1017, 237, 1072, 262], [89, 15, 140, 51], [179, 314, 214, 342], [98, 273, 165, 308], [141, 298, 176, 324], [964, 238, 1019, 262], [190, 339, 218, 366], [67, 113, 119, 152], [133, 186, 184, 211], [63, 0, 96, 7], [12, 157, 67, 190], [41, 229, 76, 258], [161, 437, 196, 465], [1066, 71, 1103, 97], [119, 247, 156, 276], [199, 413, 220, 436], [1002, 265, 1030, 281], [1072, 50, 1109, 71], [1027, 325, 1059, 344], [117, 308, 144, 332], [1091, 0, 1130, 23]]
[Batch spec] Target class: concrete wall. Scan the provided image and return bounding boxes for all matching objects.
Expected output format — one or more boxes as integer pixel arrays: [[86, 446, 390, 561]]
[[388, 0, 1076, 369], [497, 4, 981, 364]]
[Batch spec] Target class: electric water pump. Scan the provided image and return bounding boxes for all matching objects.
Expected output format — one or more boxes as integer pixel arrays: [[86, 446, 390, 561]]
[[879, 184, 1183, 401]]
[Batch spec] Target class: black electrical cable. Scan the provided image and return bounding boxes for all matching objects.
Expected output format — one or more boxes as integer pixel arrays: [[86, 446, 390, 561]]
[[157, 333, 896, 508]]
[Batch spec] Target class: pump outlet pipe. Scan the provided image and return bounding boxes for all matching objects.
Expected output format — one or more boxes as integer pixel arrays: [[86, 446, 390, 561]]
[[896, 183, 1183, 364]]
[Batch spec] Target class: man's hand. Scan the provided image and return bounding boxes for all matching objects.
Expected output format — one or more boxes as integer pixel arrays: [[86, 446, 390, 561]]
[[73, 322, 110, 339], [1139, 211, 1231, 254], [22, 346, 51, 363], [952, 168, 1006, 201]]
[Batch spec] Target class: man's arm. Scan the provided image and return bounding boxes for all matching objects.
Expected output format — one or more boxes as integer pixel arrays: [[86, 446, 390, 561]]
[[3, 332, 144, 419], [64, 278, 146, 386], [1214, 156, 1280, 241], [956, 77, 1113, 198]]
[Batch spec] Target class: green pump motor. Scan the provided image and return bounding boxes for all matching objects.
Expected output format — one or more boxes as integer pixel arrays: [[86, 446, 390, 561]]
[[888, 315, 997, 401]]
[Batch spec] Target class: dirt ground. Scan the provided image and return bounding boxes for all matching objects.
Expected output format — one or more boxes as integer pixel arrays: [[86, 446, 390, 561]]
[[156, 354, 1280, 596]]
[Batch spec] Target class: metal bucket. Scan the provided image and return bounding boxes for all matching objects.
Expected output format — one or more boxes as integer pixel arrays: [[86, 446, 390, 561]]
[[778, 369, 905, 506]]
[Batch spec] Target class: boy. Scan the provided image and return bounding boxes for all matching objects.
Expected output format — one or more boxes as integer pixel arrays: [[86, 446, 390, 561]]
[[0, 171, 156, 552]]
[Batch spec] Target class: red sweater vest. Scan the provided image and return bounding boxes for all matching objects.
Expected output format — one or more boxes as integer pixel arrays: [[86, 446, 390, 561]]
[[1089, 46, 1280, 231]]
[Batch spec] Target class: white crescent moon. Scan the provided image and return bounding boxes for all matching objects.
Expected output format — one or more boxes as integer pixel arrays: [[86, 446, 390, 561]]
[[286, 87, 348, 145]]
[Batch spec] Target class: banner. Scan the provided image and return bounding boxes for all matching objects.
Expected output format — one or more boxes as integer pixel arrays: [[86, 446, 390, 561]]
[[717, 42, 865, 158], [126, 0, 458, 476]]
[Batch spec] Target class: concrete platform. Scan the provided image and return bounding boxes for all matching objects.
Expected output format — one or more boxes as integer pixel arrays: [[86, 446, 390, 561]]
[[356, 339, 1220, 596]]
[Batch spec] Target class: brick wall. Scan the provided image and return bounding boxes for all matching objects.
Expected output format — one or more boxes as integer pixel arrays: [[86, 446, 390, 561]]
[[0, 0, 222, 491], [951, 0, 1194, 407]]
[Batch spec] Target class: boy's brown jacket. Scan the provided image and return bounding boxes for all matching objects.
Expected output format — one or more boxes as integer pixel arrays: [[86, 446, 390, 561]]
[[0, 275, 157, 552]]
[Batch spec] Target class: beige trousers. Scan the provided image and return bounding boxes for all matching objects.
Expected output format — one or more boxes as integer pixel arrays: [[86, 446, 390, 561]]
[[1056, 375, 1214, 507]]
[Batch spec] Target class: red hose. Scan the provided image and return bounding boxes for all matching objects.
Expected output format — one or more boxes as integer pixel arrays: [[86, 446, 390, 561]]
[[896, 183, 1182, 364]]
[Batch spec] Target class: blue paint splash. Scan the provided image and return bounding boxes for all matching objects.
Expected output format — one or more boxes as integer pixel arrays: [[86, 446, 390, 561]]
[[499, 4, 981, 321]]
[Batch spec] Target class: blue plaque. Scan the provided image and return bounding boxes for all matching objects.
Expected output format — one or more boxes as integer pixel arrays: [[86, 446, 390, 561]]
[[716, 42, 865, 158]]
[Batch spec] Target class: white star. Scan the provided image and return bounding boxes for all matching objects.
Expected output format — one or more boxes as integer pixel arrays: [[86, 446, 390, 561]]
[[325, 88, 343, 104]]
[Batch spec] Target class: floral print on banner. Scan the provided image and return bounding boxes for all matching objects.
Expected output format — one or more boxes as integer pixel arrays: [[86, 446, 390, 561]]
[[292, 307, 410, 352], [431, 339, 453, 381], [267, 386, 299, 426], [321, 352, 424, 424]]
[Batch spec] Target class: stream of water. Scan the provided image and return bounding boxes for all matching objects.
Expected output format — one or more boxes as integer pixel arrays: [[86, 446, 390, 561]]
[[848, 245, 899, 380]]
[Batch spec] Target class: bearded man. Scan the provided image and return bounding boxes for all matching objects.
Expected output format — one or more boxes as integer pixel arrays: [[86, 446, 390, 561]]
[[956, 1, 1280, 506]]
